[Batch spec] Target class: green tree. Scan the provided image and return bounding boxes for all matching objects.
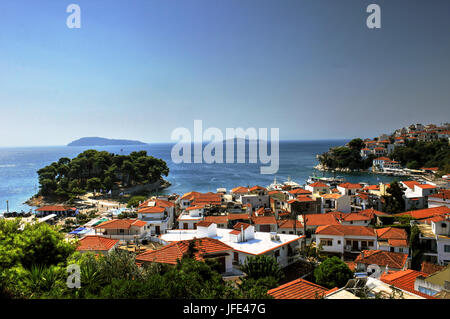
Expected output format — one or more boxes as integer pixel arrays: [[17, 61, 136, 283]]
[[241, 255, 284, 283], [382, 181, 406, 214], [313, 256, 353, 289], [127, 196, 147, 208]]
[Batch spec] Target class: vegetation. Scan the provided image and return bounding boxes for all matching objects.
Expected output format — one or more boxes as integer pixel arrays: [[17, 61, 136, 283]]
[[0, 219, 275, 299], [409, 225, 424, 271], [127, 196, 147, 208], [313, 256, 353, 289], [317, 138, 374, 170], [36, 150, 169, 201], [381, 181, 406, 214], [391, 139, 450, 174]]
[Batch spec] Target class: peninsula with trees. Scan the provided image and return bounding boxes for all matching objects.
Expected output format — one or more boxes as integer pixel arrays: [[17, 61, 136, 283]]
[[30, 150, 169, 203], [316, 123, 450, 177]]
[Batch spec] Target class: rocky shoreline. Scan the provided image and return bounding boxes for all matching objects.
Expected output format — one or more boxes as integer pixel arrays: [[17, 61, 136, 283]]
[[313, 164, 368, 173]]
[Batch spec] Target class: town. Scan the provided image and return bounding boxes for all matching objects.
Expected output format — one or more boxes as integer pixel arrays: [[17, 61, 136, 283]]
[[8, 161, 448, 299]]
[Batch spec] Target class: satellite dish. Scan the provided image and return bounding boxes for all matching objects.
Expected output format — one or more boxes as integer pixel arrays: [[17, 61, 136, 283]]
[[367, 264, 382, 279]]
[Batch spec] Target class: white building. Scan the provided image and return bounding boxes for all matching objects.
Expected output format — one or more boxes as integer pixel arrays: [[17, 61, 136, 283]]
[[160, 223, 303, 268]]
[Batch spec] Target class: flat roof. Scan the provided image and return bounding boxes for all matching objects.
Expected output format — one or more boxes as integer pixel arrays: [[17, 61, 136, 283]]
[[160, 228, 302, 255]]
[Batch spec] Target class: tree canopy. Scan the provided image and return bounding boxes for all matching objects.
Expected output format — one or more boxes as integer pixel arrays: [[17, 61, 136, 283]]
[[37, 150, 169, 200], [313, 256, 353, 289]]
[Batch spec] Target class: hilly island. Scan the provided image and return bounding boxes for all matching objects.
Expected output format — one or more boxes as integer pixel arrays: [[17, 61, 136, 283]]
[[68, 137, 147, 146]]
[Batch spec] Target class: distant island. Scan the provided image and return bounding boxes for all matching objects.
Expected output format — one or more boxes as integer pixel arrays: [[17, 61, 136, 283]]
[[68, 137, 147, 147]]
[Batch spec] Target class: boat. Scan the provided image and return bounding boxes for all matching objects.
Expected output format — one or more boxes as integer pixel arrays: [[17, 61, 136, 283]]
[[307, 172, 345, 186], [267, 177, 284, 191], [283, 176, 301, 189]]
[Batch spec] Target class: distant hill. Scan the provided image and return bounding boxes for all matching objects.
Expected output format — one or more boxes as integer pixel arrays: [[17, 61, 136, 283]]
[[68, 137, 147, 147]]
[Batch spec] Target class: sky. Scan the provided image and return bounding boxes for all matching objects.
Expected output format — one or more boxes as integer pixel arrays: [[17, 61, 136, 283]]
[[0, 0, 449, 146]]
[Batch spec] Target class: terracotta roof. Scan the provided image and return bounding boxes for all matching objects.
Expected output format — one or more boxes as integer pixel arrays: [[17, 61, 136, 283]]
[[138, 206, 166, 214], [402, 181, 421, 189], [185, 205, 205, 211], [374, 157, 391, 161], [355, 250, 408, 269], [359, 208, 387, 217], [267, 278, 329, 299], [364, 185, 380, 191], [76, 235, 118, 252], [429, 190, 450, 200], [94, 219, 146, 229], [380, 269, 434, 299], [251, 215, 277, 225], [204, 215, 228, 224], [288, 188, 312, 195], [135, 238, 232, 265], [138, 198, 175, 208], [420, 261, 446, 275], [227, 213, 251, 221], [338, 212, 372, 222], [231, 186, 250, 194], [296, 195, 316, 202], [308, 182, 329, 188], [304, 213, 340, 226], [396, 206, 450, 220], [338, 182, 363, 189], [249, 185, 266, 192], [376, 227, 408, 241], [345, 261, 357, 272], [36, 205, 76, 211], [321, 193, 342, 199], [316, 225, 376, 237], [230, 230, 241, 235], [180, 192, 222, 205], [233, 222, 252, 230], [197, 221, 214, 227], [277, 219, 303, 229]]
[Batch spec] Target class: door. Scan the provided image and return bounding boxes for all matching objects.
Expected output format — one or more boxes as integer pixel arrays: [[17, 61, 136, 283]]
[[183, 223, 188, 230], [155, 226, 160, 235], [260, 225, 271, 232], [352, 241, 359, 251]]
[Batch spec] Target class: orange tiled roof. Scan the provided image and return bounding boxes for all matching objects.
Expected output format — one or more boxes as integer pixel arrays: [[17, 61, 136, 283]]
[[376, 227, 408, 241], [249, 185, 266, 192], [36, 205, 76, 211], [388, 239, 408, 247], [338, 182, 363, 189], [227, 213, 251, 221], [359, 208, 387, 217], [251, 215, 277, 225], [135, 238, 232, 265], [138, 198, 175, 208], [374, 157, 391, 161], [76, 235, 118, 252], [416, 184, 437, 189], [277, 219, 303, 229], [303, 213, 340, 226], [267, 278, 329, 299], [231, 186, 250, 194], [402, 181, 421, 189], [197, 221, 214, 227], [420, 261, 446, 275], [429, 190, 450, 200], [308, 182, 329, 188], [355, 250, 407, 269], [233, 222, 252, 230], [288, 188, 312, 195], [316, 225, 376, 237], [396, 206, 450, 220], [380, 269, 434, 299], [204, 215, 228, 224], [138, 206, 166, 214], [338, 212, 372, 222], [94, 219, 146, 229]]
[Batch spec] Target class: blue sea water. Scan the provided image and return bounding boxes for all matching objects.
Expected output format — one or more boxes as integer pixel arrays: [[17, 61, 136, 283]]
[[0, 140, 400, 213]]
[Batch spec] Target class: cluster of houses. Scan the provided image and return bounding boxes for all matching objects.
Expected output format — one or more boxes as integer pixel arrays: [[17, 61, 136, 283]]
[[359, 122, 450, 174], [34, 172, 450, 299]]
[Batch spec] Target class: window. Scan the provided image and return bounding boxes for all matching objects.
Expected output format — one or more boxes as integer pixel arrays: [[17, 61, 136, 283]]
[[119, 229, 124, 233], [320, 239, 333, 246], [338, 240, 341, 244], [444, 245, 450, 253], [368, 241, 374, 247], [442, 223, 447, 228], [399, 248, 403, 253], [274, 250, 280, 257], [346, 240, 351, 246]]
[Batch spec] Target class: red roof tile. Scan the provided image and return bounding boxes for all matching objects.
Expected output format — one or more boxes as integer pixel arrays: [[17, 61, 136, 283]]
[[136, 238, 232, 265], [94, 219, 146, 229], [355, 250, 408, 269], [396, 206, 450, 220], [316, 225, 376, 237], [376, 227, 408, 241], [380, 269, 434, 299], [251, 215, 277, 225], [76, 235, 118, 252], [267, 278, 329, 299]]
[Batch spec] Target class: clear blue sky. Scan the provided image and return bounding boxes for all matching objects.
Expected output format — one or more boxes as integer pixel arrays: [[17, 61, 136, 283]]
[[0, 0, 449, 146]]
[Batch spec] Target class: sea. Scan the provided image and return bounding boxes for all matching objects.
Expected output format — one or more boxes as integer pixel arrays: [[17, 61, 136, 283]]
[[0, 140, 401, 214]]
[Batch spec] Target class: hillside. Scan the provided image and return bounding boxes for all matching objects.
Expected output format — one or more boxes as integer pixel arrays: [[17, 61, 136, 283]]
[[68, 137, 147, 146]]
